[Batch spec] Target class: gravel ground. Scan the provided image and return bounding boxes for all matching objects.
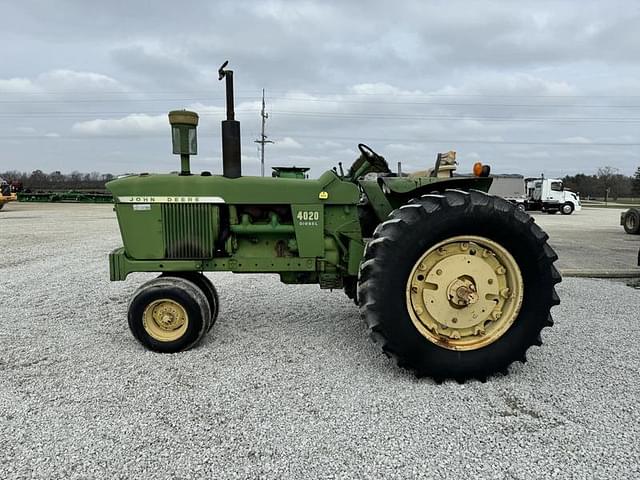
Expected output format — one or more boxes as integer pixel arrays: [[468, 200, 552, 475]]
[[1, 203, 639, 479]]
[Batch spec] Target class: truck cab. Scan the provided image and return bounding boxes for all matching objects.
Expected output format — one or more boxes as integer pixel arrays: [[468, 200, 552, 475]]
[[527, 178, 581, 215]]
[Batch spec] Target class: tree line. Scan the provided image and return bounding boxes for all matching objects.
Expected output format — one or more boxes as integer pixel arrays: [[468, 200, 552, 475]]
[[0, 170, 115, 191], [2, 166, 640, 198], [562, 166, 640, 200]]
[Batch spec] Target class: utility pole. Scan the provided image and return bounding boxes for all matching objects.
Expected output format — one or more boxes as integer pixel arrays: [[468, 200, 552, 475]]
[[254, 89, 273, 176]]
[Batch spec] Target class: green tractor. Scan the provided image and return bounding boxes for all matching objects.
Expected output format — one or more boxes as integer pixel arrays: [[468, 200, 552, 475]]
[[107, 62, 560, 380]]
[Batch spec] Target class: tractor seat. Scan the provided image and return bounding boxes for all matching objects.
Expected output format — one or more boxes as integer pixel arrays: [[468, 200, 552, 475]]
[[409, 151, 457, 178]]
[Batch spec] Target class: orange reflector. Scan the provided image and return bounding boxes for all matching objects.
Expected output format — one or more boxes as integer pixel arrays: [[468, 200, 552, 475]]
[[473, 162, 483, 176]]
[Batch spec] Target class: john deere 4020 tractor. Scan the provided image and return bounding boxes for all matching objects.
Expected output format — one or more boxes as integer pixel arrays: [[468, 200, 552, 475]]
[[107, 63, 560, 380]]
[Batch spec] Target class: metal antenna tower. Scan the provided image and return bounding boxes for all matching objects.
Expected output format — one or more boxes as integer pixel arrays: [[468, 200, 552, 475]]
[[254, 89, 273, 176]]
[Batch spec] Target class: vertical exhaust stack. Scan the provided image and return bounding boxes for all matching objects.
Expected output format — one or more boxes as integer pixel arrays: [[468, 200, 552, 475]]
[[218, 61, 241, 178]]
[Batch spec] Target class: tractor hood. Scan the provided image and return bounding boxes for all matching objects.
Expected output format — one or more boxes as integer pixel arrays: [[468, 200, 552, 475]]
[[106, 170, 359, 205]]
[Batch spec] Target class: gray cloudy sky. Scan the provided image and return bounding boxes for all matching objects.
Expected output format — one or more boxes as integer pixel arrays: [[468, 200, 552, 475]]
[[1, 0, 640, 178]]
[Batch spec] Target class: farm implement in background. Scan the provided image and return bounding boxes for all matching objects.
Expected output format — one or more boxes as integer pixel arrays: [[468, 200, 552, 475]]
[[17, 191, 113, 203]]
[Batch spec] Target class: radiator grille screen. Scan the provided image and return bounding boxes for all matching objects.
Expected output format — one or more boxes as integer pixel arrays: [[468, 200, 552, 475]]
[[162, 203, 216, 259]]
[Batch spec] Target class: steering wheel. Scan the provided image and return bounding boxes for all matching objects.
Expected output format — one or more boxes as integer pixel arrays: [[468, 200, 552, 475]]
[[358, 143, 380, 159]]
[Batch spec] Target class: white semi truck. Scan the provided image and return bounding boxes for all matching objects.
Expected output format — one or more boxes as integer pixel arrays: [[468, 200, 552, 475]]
[[525, 177, 581, 215], [488, 175, 581, 214]]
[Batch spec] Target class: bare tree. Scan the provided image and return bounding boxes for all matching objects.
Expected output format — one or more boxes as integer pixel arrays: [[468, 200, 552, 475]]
[[633, 166, 640, 196]]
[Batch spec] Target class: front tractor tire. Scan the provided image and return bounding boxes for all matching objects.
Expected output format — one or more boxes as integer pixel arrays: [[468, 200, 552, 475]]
[[128, 276, 211, 353], [161, 272, 219, 331], [358, 190, 561, 381]]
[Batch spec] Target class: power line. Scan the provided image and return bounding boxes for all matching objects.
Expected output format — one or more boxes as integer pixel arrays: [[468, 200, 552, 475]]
[[269, 111, 640, 124], [263, 97, 640, 108], [6, 88, 640, 98], [4, 109, 640, 125], [2, 133, 639, 147], [3, 95, 640, 108], [268, 134, 640, 147]]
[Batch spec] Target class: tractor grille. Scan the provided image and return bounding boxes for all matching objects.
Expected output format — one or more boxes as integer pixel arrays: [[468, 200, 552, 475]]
[[161, 203, 216, 259]]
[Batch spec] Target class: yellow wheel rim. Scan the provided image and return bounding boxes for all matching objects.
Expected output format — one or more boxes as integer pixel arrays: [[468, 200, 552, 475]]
[[406, 235, 524, 351], [142, 298, 189, 342]]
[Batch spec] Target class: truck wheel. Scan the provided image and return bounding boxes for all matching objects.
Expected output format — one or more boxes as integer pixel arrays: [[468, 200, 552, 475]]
[[623, 208, 640, 234], [161, 272, 219, 330], [128, 276, 211, 353], [516, 203, 526, 212], [358, 190, 560, 380], [561, 202, 574, 215]]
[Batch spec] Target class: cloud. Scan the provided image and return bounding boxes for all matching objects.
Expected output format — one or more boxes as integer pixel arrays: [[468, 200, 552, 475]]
[[0, 77, 38, 93], [37, 70, 125, 93], [350, 83, 424, 96], [559, 136, 592, 144], [273, 136, 303, 149], [318, 140, 343, 149], [0, 70, 126, 94], [431, 73, 576, 97], [1, 0, 640, 176], [253, 0, 332, 23], [15, 126, 37, 134], [384, 143, 422, 153], [72, 114, 167, 136]]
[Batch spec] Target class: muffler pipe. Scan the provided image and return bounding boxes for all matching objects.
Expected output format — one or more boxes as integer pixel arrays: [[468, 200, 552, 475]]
[[219, 61, 241, 178]]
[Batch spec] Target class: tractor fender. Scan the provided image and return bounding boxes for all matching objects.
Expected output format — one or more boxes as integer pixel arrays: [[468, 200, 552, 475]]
[[378, 175, 493, 199]]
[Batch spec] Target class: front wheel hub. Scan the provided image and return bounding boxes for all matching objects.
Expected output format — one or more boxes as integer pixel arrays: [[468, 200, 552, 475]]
[[142, 299, 189, 342], [406, 236, 524, 350]]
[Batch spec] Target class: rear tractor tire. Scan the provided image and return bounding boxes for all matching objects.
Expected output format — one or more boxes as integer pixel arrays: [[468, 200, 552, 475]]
[[358, 189, 560, 381], [128, 276, 211, 353], [623, 208, 640, 234]]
